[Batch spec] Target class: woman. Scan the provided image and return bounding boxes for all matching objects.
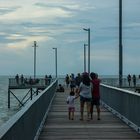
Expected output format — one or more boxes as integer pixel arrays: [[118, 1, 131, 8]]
[[77, 73, 92, 121]]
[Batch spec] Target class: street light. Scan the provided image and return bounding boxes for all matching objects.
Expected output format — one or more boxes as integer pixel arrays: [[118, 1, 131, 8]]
[[119, 0, 123, 87], [32, 41, 38, 79], [83, 28, 90, 74], [52, 48, 57, 78], [84, 44, 88, 72]]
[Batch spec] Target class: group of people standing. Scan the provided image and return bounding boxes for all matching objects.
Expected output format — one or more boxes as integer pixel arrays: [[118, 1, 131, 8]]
[[66, 72, 101, 121], [15, 74, 24, 85], [15, 74, 52, 85], [127, 74, 138, 87]]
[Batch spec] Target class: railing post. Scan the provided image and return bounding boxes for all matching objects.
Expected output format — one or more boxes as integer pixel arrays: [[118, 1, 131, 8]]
[[119, 0, 123, 87], [36, 89, 38, 95], [8, 88, 10, 108], [30, 88, 33, 100]]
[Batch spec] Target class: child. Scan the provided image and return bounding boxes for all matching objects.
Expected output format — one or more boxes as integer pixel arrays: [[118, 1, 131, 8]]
[[66, 91, 78, 120]]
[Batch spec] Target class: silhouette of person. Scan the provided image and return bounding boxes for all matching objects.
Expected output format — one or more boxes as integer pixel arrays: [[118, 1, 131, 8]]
[[56, 84, 65, 92], [132, 74, 136, 87], [127, 74, 131, 86], [15, 74, 19, 85], [20, 74, 24, 85], [65, 74, 70, 88]]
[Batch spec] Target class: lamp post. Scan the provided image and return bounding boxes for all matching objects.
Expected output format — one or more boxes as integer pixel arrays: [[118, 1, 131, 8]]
[[83, 28, 90, 74], [32, 41, 38, 79], [52, 48, 57, 78], [119, 0, 123, 87], [84, 44, 88, 72]]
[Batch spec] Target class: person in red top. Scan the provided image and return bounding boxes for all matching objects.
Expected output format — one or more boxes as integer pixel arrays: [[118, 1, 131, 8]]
[[90, 72, 101, 120]]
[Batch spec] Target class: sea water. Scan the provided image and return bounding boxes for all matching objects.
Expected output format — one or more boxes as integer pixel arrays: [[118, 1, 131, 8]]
[[0, 75, 40, 126], [0, 76, 19, 126], [0, 75, 65, 126]]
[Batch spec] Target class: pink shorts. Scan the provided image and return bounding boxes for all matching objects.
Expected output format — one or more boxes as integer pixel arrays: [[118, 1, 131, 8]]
[[68, 107, 75, 112]]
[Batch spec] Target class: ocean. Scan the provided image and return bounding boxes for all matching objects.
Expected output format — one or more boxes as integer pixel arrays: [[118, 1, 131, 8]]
[[0, 75, 44, 126], [0, 76, 20, 126], [0, 75, 65, 126]]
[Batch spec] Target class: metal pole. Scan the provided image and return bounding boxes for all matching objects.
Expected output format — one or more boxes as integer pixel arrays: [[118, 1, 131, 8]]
[[32, 41, 38, 79], [88, 28, 90, 74], [83, 28, 90, 74], [56, 48, 57, 78], [8, 88, 10, 108], [119, 0, 123, 87], [53, 48, 57, 78], [84, 44, 87, 72]]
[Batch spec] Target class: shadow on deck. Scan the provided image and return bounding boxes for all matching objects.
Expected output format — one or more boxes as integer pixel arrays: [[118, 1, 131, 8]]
[[39, 88, 140, 140]]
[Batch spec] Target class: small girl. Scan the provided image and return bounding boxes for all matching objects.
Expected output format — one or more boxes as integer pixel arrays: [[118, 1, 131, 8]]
[[66, 91, 78, 120]]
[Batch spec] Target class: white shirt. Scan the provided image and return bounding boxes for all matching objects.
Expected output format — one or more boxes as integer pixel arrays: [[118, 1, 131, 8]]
[[79, 82, 92, 98], [66, 95, 76, 108]]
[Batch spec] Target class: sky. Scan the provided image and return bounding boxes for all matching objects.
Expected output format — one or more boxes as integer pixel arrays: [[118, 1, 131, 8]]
[[0, 0, 140, 76]]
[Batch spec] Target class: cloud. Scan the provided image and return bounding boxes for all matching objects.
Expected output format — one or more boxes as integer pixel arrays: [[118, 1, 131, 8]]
[[6, 35, 50, 50], [0, 0, 140, 75], [0, 6, 20, 15], [35, 1, 95, 12], [0, 2, 73, 23]]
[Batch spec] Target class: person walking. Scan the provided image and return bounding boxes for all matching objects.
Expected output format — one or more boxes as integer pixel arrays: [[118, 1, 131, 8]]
[[90, 72, 101, 120], [65, 74, 70, 88], [75, 73, 82, 88], [66, 91, 78, 120], [70, 73, 76, 92], [77, 72, 92, 121]]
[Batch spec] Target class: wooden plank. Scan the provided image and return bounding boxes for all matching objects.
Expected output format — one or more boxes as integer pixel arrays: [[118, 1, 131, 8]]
[[39, 88, 140, 140]]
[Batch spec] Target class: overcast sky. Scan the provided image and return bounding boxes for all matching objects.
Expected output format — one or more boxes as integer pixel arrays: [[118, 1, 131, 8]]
[[0, 0, 140, 76]]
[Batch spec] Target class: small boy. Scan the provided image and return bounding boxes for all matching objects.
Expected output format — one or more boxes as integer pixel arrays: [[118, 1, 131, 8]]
[[66, 91, 78, 120]]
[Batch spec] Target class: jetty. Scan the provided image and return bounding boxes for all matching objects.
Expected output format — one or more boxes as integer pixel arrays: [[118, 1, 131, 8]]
[[8, 77, 52, 108], [0, 79, 140, 140], [39, 88, 140, 140]]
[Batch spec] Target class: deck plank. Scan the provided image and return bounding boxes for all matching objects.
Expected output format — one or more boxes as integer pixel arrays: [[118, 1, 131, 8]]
[[39, 88, 140, 140]]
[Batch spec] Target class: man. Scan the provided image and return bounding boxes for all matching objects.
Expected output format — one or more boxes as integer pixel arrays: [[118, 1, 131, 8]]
[[90, 72, 101, 120]]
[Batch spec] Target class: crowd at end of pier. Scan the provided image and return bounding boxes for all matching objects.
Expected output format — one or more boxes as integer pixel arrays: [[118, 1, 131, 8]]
[[14, 74, 52, 86], [127, 74, 140, 87], [58, 72, 101, 121]]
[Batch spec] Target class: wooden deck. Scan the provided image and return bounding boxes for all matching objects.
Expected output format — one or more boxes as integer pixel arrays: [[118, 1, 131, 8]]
[[39, 88, 140, 140]]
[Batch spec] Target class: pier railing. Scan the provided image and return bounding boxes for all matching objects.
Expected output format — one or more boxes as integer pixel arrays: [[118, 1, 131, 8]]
[[101, 77, 140, 87], [100, 84, 140, 132], [9, 78, 53, 89], [0, 79, 58, 140]]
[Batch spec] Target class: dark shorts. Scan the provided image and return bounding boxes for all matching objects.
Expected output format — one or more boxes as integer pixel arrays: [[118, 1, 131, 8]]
[[91, 98, 100, 106], [68, 107, 75, 112], [80, 95, 91, 102], [70, 84, 75, 88]]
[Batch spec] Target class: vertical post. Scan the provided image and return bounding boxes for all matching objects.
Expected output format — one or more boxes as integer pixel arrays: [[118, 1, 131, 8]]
[[32, 41, 38, 79], [36, 88, 38, 95], [56, 48, 57, 78], [30, 88, 33, 100], [88, 28, 90, 74], [84, 44, 87, 72], [119, 0, 123, 87], [83, 28, 90, 74], [8, 88, 10, 108], [53, 48, 57, 78]]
